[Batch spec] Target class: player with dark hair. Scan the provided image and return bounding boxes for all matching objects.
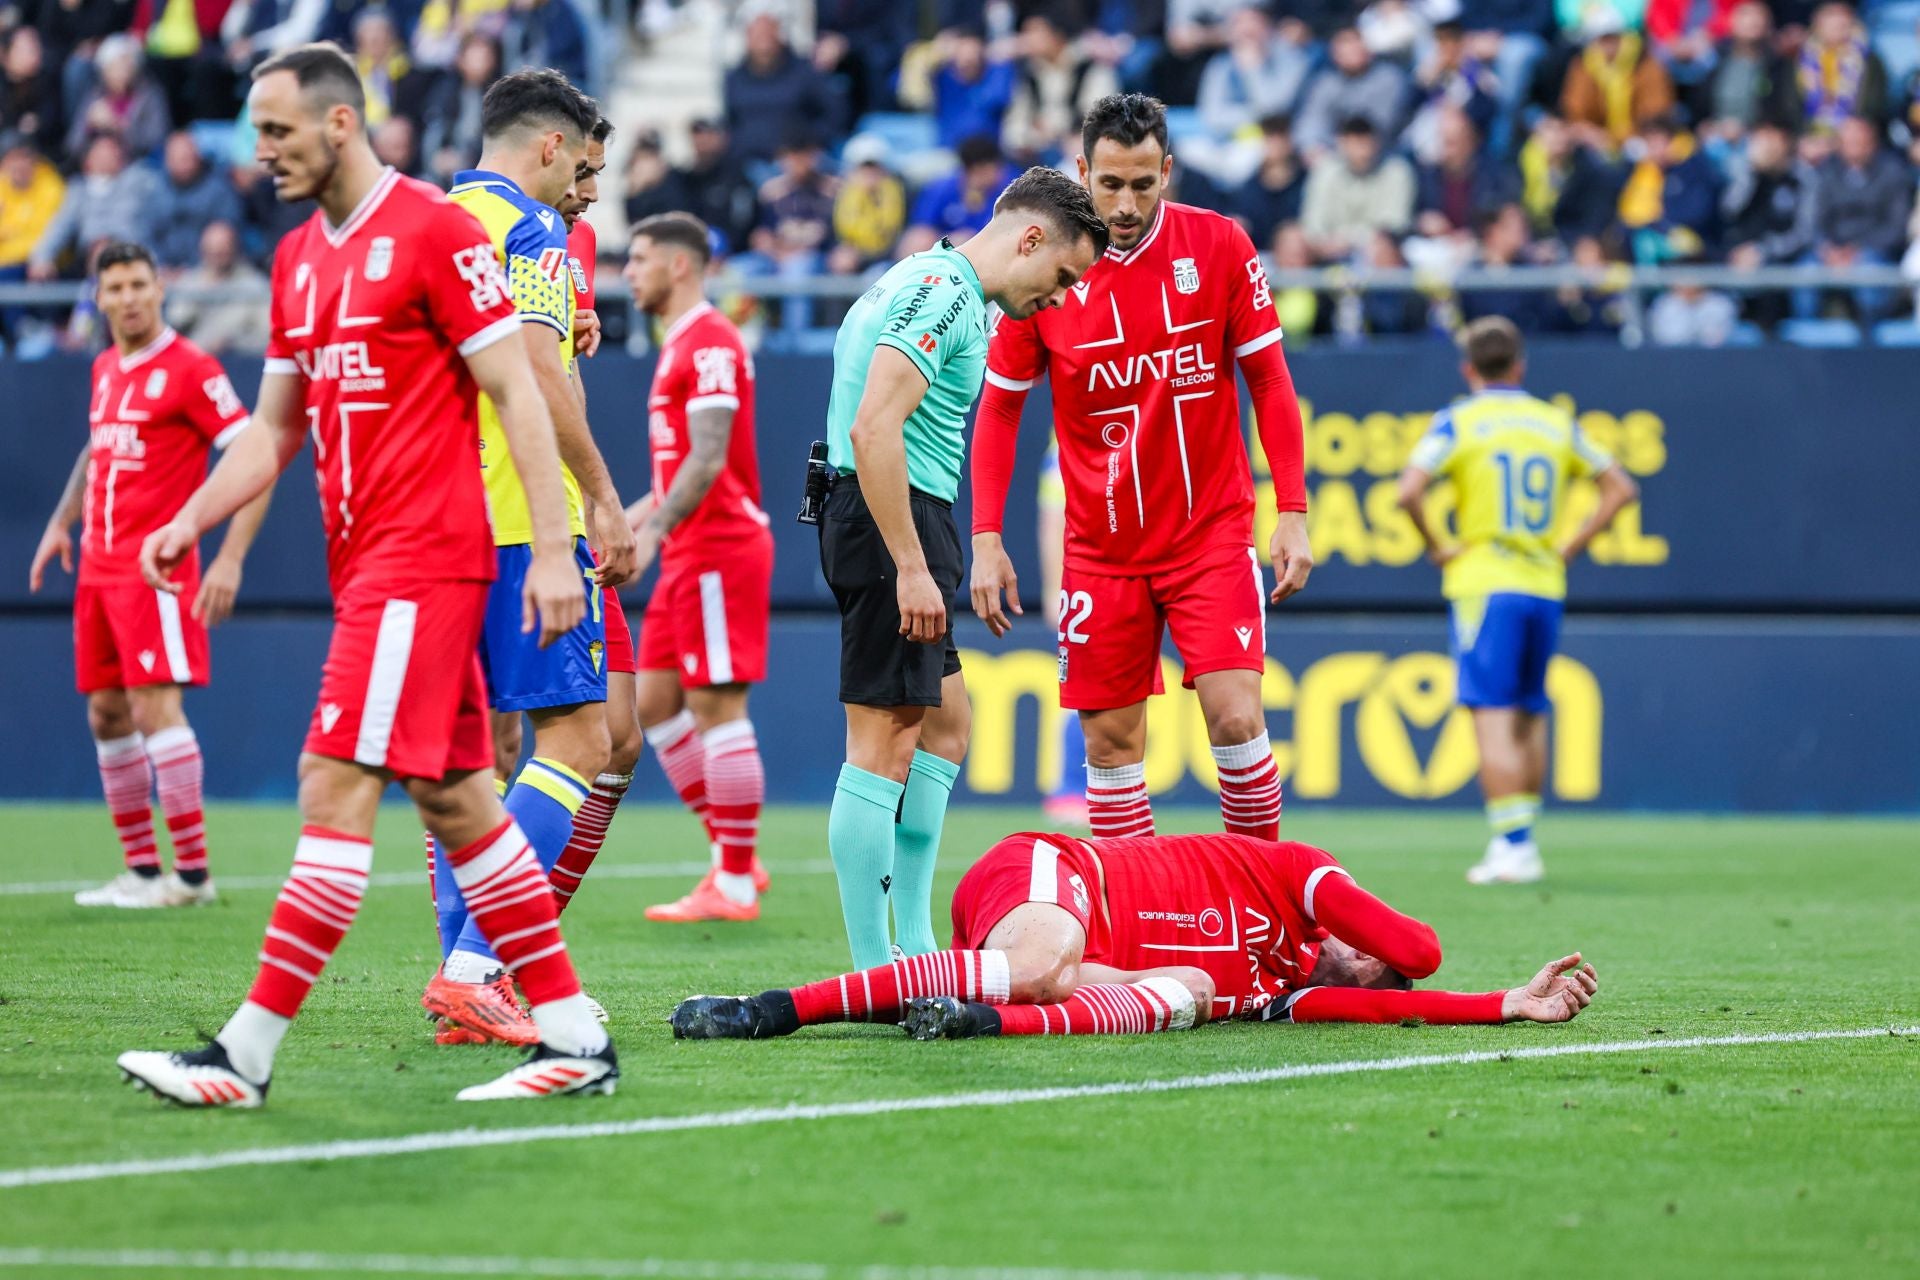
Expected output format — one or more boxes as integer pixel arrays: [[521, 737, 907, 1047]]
[[820, 166, 1107, 969], [30, 241, 270, 908], [672, 828, 1599, 1040], [424, 70, 639, 1045], [619, 212, 775, 923], [117, 42, 617, 1104], [971, 93, 1313, 845], [1397, 317, 1639, 885]]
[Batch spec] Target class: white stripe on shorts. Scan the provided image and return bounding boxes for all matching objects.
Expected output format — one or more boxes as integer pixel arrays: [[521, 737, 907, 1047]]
[[698, 570, 733, 684], [354, 599, 418, 768], [1248, 546, 1266, 654], [1028, 839, 1060, 905], [154, 589, 192, 683]]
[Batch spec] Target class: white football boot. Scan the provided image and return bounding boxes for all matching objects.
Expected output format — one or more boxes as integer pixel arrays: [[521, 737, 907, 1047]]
[[74, 870, 175, 908], [1466, 838, 1545, 885], [118, 1042, 267, 1108], [454, 1040, 619, 1101], [162, 873, 219, 906]]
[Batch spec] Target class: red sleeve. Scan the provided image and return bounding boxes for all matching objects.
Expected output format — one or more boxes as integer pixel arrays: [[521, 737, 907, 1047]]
[[1284, 986, 1506, 1024], [1301, 860, 1442, 979], [568, 219, 597, 312], [1221, 219, 1282, 361], [1240, 340, 1306, 514], [685, 326, 745, 413], [264, 242, 297, 372], [972, 311, 1046, 536], [986, 308, 1047, 387], [422, 203, 522, 357], [180, 351, 251, 445]]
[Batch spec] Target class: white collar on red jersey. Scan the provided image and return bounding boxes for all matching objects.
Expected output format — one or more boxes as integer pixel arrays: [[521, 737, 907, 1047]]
[[661, 300, 716, 348], [1103, 200, 1167, 267], [116, 326, 177, 372], [321, 167, 401, 249]]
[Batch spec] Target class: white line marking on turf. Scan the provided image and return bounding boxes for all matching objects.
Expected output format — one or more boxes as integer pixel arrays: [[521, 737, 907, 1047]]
[[1, 1025, 1907, 1191], [0, 860, 838, 897], [0, 1251, 1316, 1280]]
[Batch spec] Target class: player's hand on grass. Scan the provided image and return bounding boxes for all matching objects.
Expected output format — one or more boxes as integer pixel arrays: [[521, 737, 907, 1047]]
[[1501, 953, 1598, 1024], [968, 533, 1022, 637], [523, 546, 587, 648], [589, 500, 639, 589], [1426, 544, 1461, 568], [28, 522, 73, 592], [193, 556, 243, 626], [139, 520, 199, 595], [898, 564, 947, 644], [1268, 511, 1314, 604], [573, 308, 602, 359]]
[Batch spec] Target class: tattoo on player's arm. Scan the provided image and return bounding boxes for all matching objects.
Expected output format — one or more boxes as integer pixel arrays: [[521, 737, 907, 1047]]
[[650, 406, 734, 533]]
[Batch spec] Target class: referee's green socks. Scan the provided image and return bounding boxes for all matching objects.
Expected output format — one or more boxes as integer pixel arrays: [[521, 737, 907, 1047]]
[[892, 750, 960, 957], [829, 763, 905, 969]]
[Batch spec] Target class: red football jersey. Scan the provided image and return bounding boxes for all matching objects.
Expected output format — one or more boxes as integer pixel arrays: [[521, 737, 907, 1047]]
[[80, 328, 249, 587], [987, 201, 1284, 575], [646, 301, 768, 552], [567, 218, 596, 313], [1075, 832, 1343, 1019], [264, 169, 520, 589]]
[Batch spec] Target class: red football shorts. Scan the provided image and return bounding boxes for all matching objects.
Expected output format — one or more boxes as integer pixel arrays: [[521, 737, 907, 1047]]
[[603, 583, 635, 675], [636, 530, 772, 688], [1057, 541, 1267, 711], [950, 833, 1098, 949], [302, 578, 494, 781], [73, 570, 210, 694]]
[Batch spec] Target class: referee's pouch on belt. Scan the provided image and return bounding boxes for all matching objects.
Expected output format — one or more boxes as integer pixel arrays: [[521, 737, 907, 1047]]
[[797, 439, 835, 525]]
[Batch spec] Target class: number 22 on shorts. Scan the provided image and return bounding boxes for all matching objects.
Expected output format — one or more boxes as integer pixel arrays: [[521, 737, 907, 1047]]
[[1056, 589, 1092, 684]]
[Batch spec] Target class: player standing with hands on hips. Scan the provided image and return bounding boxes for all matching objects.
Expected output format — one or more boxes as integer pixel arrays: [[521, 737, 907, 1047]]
[[970, 94, 1313, 845], [814, 168, 1108, 969]]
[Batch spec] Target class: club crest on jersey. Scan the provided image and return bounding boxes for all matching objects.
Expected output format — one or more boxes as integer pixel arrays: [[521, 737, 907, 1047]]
[[144, 369, 167, 399], [1172, 257, 1200, 294], [365, 236, 394, 282], [1069, 874, 1091, 918]]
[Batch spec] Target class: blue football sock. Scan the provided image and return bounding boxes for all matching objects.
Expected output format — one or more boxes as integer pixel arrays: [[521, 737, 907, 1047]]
[[892, 750, 960, 957], [828, 763, 905, 970], [431, 776, 510, 961], [448, 757, 589, 965]]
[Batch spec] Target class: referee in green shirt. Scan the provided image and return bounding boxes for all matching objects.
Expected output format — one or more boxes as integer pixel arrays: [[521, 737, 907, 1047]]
[[819, 167, 1108, 969]]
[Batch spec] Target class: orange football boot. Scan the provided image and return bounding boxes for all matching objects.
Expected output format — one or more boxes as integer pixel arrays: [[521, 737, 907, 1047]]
[[644, 871, 760, 923], [421, 970, 539, 1045]]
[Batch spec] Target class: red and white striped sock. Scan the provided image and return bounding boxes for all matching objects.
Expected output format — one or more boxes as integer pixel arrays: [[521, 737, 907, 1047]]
[[1213, 731, 1282, 840], [994, 978, 1198, 1036], [95, 733, 158, 876], [790, 950, 1012, 1025], [1086, 762, 1154, 838], [147, 725, 209, 881], [446, 819, 580, 1005], [423, 830, 438, 919], [703, 720, 763, 894], [245, 826, 372, 1018], [644, 710, 713, 841], [550, 771, 631, 913]]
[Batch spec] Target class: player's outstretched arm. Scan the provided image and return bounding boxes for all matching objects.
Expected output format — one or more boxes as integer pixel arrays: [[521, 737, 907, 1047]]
[[522, 328, 636, 589], [141, 374, 305, 595], [29, 444, 89, 592], [194, 484, 275, 627], [1500, 953, 1599, 1023], [466, 337, 586, 648], [1560, 463, 1640, 563], [850, 344, 945, 644], [1240, 343, 1314, 603], [1280, 955, 1597, 1026], [630, 404, 735, 578]]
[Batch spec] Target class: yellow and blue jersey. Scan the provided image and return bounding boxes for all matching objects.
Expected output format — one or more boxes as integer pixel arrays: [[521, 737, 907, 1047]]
[[448, 169, 585, 547], [1409, 386, 1614, 602]]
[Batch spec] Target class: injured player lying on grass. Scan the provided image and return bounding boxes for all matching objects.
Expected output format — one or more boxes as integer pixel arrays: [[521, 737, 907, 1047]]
[[672, 830, 1598, 1039]]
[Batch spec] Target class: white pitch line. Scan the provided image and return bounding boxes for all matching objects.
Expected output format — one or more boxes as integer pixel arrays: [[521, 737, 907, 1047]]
[[0, 1025, 1908, 1191], [0, 1250, 1314, 1280], [0, 860, 837, 898]]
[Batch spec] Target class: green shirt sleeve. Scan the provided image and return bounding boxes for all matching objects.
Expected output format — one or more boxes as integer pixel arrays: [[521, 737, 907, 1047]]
[[873, 270, 974, 386]]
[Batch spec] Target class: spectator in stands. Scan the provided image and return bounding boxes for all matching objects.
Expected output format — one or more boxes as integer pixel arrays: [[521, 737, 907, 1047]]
[[1700, 2, 1795, 134], [1195, 7, 1312, 143], [1344, 228, 1429, 337], [902, 132, 1012, 251], [674, 117, 760, 256], [623, 128, 683, 227], [1293, 26, 1412, 160], [930, 22, 1015, 149], [38, 0, 131, 122], [168, 219, 269, 354], [152, 130, 243, 271], [1002, 8, 1119, 162], [372, 115, 422, 178], [1645, 0, 1737, 99], [1790, 2, 1887, 134], [236, 164, 311, 263], [1559, 10, 1676, 147], [420, 30, 500, 184], [1417, 106, 1520, 239], [745, 129, 838, 327], [827, 132, 905, 274], [1407, 16, 1501, 164], [65, 34, 173, 161], [1647, 272, 1740, 344], [351, 8, 432, 129], [1359, 0, 1432, 66], [1721, 121, 1809, 325], [1553, 0, 1645, 38], [1460, 0, 1555, 151], [812, 0, 916, 121], [1796, 112, 1911, 319], [726, 12, 846, 165], [1231, 114, 1306, 248], [220, 0, 330, 76], [28, 133, 160, 280], [1158, 0, 1247, 105], [1549, 233, 1628, 333], [1080, 0, 1167, 93], [1269, 221, 1321, 340], [1300, 115, 1416, 260], [1, 28, 64, 163], [1520, 112, 1625, 242], [132, 0, 240, 125], [501, 0, 591, 92], [0, 134, 63, 290], [1462, 201, 1550, 327], [1617, 113, 1721, 262]]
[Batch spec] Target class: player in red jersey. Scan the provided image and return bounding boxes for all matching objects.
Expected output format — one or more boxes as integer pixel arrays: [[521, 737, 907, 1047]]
[[30, 241, 271, 910], [621, 212, 774, 923], [671, 829, 1598, 1040], [970, 94, 1314, 843], [115, 43, 617, 1106]]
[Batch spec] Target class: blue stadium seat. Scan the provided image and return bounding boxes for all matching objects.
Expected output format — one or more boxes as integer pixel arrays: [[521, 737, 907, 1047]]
[[853, 112, 938, 157], [1779, 318, 1864, 347], [1163, 106, 1206, 147], [1869, 1, 1920, 83], [1871, 319, 1920, 346], [189, 119, 238, 163], [1723, 321, 1766, 347]]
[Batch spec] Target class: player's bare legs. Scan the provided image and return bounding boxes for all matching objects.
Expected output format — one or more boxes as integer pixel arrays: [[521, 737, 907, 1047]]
[[1192, 668, 1285, 840], [78, 683, 213, 907], [1081, 701, 1153, 838], [1467, 708, 1548, 884], [645, 682, 769, 922]]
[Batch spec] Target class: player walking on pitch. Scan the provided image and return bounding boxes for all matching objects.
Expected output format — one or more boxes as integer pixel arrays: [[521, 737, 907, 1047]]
[[118, 43, 616, 1105], [970, 94, 1313, 844], [621, 213, 775, 923], [819, 168, 1108, 968], [1397, 318, 1639, 885], [30, 241, 270, 908]]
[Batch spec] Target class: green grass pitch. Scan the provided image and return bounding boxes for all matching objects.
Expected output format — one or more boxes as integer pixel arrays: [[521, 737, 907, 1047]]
[[0, 801, 1915, 1280]]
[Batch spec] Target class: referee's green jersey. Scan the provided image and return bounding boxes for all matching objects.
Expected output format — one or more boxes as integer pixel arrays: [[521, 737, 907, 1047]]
[[825, 240, 989, 503]]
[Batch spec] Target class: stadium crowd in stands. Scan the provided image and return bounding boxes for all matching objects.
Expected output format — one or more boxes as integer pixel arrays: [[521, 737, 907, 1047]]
[[6, 0, 1920, 351]]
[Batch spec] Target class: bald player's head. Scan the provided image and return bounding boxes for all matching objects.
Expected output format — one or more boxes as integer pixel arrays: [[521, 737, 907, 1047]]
[[249, 42, 367, 204]]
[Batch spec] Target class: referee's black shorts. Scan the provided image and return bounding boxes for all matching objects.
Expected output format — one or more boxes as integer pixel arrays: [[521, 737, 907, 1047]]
[[817, 476, 964, 708]]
